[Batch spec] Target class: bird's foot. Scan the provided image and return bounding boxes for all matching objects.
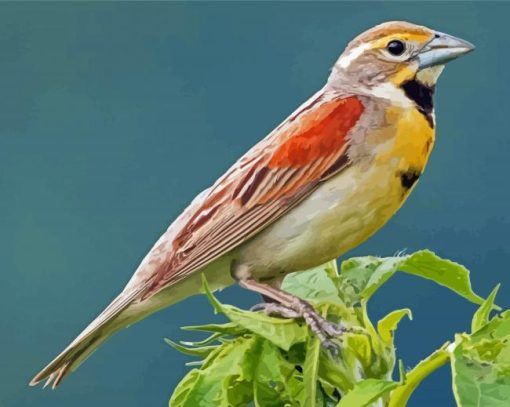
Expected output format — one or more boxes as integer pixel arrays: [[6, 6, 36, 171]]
[[251, 299, 347, 357]]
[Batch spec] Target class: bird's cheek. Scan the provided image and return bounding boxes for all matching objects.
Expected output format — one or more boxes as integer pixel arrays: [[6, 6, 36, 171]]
[[390, 65, 417, 87]]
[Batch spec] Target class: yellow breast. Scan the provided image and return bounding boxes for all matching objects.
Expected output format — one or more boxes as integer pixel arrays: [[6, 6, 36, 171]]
[[238, 103, 436, 276], [376, 105, 435, 192]]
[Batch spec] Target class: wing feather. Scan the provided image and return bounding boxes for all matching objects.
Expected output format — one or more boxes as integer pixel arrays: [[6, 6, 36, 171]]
[[144, 91, 365, 296]]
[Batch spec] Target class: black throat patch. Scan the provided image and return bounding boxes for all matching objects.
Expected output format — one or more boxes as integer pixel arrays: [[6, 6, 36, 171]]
[[401, 79, 435, 128]]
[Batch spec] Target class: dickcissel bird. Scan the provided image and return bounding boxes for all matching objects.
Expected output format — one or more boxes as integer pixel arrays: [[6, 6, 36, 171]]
[[31, 21, 474, 388]]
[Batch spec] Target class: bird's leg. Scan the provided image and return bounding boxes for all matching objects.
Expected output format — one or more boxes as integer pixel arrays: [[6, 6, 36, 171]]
[[251, 302, 302, 319], [238, 279, 347, 354]]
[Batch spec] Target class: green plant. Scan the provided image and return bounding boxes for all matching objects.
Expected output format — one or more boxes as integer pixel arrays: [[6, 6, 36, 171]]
[[166, 250, 509, 406]]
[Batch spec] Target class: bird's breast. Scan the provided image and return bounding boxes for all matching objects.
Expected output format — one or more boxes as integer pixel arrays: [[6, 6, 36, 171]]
[[378, 104, 436, 193], [237, 103, 435, 279]]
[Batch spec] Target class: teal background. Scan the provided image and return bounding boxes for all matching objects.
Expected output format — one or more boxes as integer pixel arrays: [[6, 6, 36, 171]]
[[1, 2, 508, 406]]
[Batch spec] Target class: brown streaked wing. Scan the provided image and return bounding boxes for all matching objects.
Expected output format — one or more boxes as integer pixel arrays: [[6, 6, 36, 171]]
[[144, 93, 365, 296]]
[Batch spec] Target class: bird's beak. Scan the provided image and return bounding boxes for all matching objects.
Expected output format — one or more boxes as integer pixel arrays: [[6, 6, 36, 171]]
[[417, 31, 475, 69]]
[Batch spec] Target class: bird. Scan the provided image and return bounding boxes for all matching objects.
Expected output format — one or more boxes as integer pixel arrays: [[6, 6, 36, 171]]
[[30, 21, 474, 389]]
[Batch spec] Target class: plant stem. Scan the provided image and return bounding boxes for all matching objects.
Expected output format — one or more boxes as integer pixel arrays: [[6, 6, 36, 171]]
[[388, 348, 450, 407]]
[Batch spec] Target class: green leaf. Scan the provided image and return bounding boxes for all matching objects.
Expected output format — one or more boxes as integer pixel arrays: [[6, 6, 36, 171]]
[[201, 274, 307, 350], [319, 378, 339, 402], [170, 334, 303, 407], [355, 300, 392, 374], [389, 346, 450, 407], [201, 273, 225, 314], [451, 312, 510, 407], [344, 332, 375, 377], [169, 335, 258, 407], [471, 310, 510, 342], [319, 352, 355, 395], [164, 338, 217, 358], [170, 369, 202, 407], [451, 343, 510, 406], [179, 332, 223, 347], [452, 352, 510, 407], [253, 340, 302, 407], [377, 308, 413, 346], [398, 359, 407, 384], [181, 322, 246, 336], [221, 304, 308, 351], [324, 259, 340, 279], [282, 261, 342, 305], [169, 252, 505, 407], [471, 285, 500, 333], [397, 251, 484, 305], [339, 250, 484, 306], [337, 378, 398, 407], [303, 334, 322, 407]]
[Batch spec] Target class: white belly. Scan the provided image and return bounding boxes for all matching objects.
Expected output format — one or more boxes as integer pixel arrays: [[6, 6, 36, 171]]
[[235, 163, 406, 279]]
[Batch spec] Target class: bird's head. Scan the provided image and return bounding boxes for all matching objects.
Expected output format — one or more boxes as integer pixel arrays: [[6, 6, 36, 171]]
[[329, 21, 474, 98]]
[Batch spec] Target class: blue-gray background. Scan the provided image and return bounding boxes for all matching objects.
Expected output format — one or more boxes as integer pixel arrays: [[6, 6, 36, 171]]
[[1, 2, 508, 406]]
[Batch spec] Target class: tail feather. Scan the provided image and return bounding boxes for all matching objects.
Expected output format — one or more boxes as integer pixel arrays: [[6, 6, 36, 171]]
[[30, 288, 141, 389]]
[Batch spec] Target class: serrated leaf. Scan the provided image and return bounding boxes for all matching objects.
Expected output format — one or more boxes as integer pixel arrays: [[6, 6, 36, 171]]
[[468, 310, 510, 346], [170, 252, 506, 407], [170, 333, 303, 407], [337, 378, 398, 407], [471, 285, 500, 333], [169, 335, 258, 407], [339, 250, 484, 306], [397, 251, 484, 305], [377, 308, 413, 346]]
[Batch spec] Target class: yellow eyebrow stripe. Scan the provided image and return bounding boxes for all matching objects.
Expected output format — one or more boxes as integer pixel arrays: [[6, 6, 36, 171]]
[[371, 33, 431, 48]]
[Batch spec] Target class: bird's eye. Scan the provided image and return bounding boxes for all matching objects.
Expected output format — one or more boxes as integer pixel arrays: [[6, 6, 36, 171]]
[[386, 40, 406, 56]]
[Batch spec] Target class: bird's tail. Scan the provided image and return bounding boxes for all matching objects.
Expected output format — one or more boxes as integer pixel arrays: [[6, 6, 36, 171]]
[[29, 289, 142, 389]]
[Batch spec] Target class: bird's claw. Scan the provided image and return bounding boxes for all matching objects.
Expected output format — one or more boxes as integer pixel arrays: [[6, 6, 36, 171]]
[[250, 299, 347, 356], [322, 339, 340, 360]]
